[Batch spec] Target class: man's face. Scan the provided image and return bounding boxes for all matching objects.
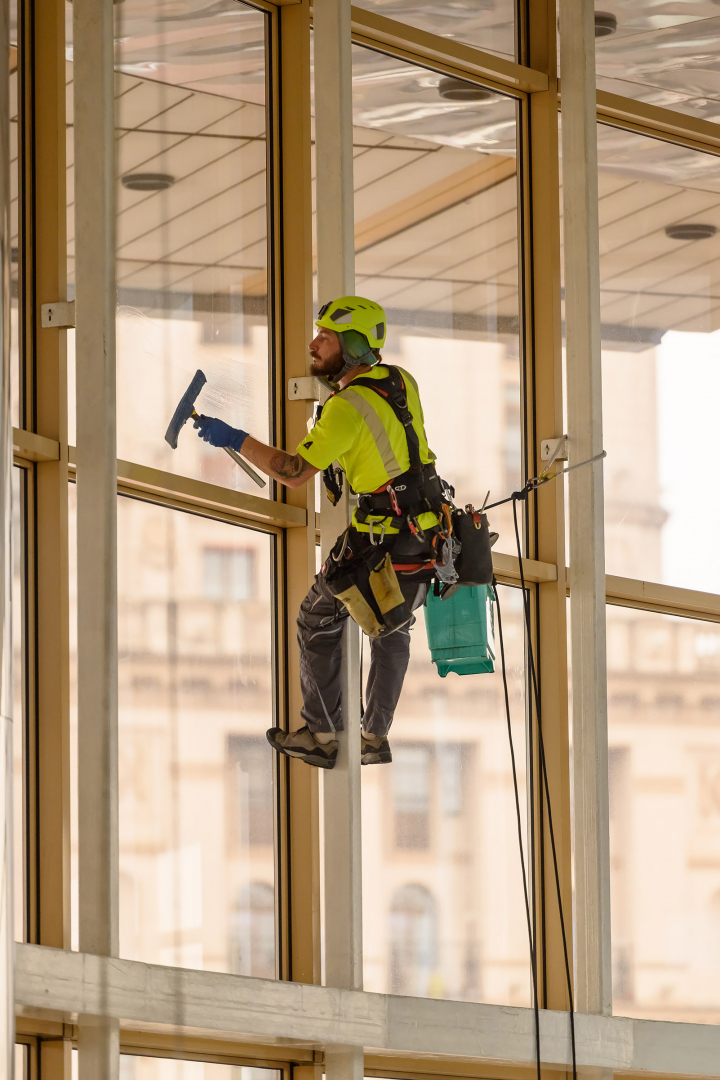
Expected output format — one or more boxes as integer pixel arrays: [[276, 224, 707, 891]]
[[309, 327, 343, 377]]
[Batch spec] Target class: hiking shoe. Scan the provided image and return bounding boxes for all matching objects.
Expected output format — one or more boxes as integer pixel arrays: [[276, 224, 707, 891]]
[[361, 732, 392, 765], [266, 725, 338, 770]]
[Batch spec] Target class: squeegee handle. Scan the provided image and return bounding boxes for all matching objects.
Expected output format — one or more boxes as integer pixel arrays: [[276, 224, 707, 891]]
[[223, 445, 266, 488]]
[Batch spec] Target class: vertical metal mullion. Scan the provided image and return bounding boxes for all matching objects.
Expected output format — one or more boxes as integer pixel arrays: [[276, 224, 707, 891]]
[[559, 0, 612, 1019], [264, 3, 292, 987], [313, 0, 364, 1036], [277, 0, 322, 991], [524, 0, 574, 1016], [74, 0, 119, 1070], [0, 0, 12, 1052]]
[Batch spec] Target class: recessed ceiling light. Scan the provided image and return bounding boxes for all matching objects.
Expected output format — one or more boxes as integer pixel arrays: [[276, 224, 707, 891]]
[[121, 172, 175, 192], [594, 11, 617, 37], [438, 77, 495, 102], [665, 223, 717, 241]]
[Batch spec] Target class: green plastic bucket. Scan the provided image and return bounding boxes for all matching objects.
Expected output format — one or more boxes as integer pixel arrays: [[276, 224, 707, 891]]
[[423, 584, 495, 677]]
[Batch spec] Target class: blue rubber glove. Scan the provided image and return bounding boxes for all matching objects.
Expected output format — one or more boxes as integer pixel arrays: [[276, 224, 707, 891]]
[[193, 415, 248, 452]]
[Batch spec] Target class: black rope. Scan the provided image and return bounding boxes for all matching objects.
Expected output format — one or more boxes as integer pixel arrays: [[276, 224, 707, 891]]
[[511, 495, 577, 1080], [493, 583, 541, 1080], [484, 450, 606, 512]]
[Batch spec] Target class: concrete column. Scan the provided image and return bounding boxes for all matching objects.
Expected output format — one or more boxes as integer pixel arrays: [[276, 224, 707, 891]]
[[73, 0, 119, 1070], [0, 0, 13, 1066], [313, 1, 363, 1075], [558, 0, 612, 1017]]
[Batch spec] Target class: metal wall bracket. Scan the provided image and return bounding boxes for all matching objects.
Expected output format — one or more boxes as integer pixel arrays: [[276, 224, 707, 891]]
[[41, 300, 75, 328], [541, 435, 569, 464], [287, 375, 321, 401]]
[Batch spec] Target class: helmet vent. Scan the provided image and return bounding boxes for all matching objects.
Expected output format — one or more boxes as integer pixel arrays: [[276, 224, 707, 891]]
[[329, 307, 353, 323], [374, 323, 385, 340]]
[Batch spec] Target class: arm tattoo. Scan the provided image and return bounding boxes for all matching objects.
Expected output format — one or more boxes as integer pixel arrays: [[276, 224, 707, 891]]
[[269, 451, 310, 481]]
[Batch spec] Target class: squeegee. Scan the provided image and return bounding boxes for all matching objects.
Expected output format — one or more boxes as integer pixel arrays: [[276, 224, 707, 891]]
[[164, 369, 266, 489]]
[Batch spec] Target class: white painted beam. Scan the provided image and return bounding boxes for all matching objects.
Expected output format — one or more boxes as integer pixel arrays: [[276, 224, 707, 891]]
[[558, 0, 612, 1016], [0, 0, 13, 1068], [14, 944, 720, 1079], [313, 0, 363, 1035], [73, 0, 120, 1068]]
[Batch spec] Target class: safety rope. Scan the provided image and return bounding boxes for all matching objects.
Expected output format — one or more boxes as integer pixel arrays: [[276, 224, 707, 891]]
[[493, 583, 542, 1080], [511, 494, 577, 1080], [490, 450, 599, 1080], [484, 450, 606, 512]]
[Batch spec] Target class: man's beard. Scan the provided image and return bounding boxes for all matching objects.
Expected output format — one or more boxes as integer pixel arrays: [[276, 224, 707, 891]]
[[310, 352, 343, 377]]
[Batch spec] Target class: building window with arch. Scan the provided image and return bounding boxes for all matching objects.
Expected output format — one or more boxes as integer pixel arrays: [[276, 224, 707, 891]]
[[390, 883, 439, 997]]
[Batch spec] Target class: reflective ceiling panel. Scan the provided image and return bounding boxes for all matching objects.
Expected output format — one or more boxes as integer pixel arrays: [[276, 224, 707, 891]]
[[351, 0, 515, 61], [595, 2, 720, 124]]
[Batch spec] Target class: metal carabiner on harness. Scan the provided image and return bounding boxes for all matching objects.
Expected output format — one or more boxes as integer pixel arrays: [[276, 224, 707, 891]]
[[407, 515, 426, 541], [368, 520, 386, 546], [385, 482, 402, 518]]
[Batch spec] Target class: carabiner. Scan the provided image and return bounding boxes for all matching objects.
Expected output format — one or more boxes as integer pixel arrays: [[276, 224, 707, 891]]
[[368, 520, 386, 546]]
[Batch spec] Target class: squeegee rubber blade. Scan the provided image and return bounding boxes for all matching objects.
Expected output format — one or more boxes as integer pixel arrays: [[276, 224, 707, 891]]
[[164, 369, 207, 448]]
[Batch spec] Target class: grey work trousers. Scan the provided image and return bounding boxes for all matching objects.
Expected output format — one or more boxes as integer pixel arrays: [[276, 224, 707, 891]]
[[298, 563, 427, 738]]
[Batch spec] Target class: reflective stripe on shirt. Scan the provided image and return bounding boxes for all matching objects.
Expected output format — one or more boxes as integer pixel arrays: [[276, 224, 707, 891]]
[[341, 386, 403, 479]]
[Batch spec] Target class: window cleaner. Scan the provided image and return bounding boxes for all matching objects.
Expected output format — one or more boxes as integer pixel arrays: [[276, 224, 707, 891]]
[[163, 368, 266, 489], [165, 294, 497, 768]]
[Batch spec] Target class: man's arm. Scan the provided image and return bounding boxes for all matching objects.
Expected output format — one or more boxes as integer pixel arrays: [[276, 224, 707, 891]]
[[241, 436, 319, 489]]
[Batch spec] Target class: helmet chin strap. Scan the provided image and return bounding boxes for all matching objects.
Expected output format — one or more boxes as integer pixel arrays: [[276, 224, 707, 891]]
[[324, 339, 377, 390]]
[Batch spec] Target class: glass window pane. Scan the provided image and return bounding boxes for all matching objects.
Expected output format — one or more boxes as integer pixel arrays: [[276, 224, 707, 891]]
[[15, 1044, 27, 1079], [607, 605, 720, 1021], [596, 14, 720, 126], [67, 2, 272, 496], [351, 0, 515, 62], [598, 124, 720, 591], [69, 492, 277, 973], [12, 465, 26, 942], [349, 49, 522, 552], [117, 499, 276, 972], [120, 1058, 280, 1080], [362, 583, 531, 1005]]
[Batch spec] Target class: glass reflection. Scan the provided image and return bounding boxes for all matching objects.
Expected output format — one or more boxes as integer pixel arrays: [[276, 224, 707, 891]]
[[65, 0, 271, 494], [362, 584, 530, 1006], [116, 499, 276, 971], [597, 124, 720, 591], [607, 605, 720, 1022], [348, 48, 522, 552], [120, 1060, 279, 1080], [69, 493, 277, 974], [595, 6, 720, 125], [351, 0, 515, 62]]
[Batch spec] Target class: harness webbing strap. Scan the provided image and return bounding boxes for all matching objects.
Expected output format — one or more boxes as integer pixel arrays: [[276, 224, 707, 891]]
[[343, 366, 423, 473]]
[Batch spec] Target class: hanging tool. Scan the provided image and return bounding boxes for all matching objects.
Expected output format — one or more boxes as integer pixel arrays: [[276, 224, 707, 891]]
[[164, 369, 266, 489]]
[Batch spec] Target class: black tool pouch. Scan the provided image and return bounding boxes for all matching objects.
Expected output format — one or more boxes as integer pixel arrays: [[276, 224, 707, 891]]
[[452, 508, 494, 586]]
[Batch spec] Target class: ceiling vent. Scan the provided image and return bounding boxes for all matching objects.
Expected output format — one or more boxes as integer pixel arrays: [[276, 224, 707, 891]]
[[665, 223, 717, 241], [122, 173, 175, 192], [595, 11, 617, 36], [438, 77, 495, 102]]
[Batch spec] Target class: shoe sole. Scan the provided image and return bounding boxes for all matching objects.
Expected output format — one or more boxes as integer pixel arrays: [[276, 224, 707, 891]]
[[361, 751, 392, 765], [266, 730, 337, 769]]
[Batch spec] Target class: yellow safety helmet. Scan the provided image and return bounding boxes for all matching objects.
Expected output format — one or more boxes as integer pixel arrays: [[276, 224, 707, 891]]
[[316, 296, 387, 350]]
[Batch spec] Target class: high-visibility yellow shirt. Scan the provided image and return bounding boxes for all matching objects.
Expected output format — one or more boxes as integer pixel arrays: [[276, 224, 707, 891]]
[[296, 365, 439, 534]]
